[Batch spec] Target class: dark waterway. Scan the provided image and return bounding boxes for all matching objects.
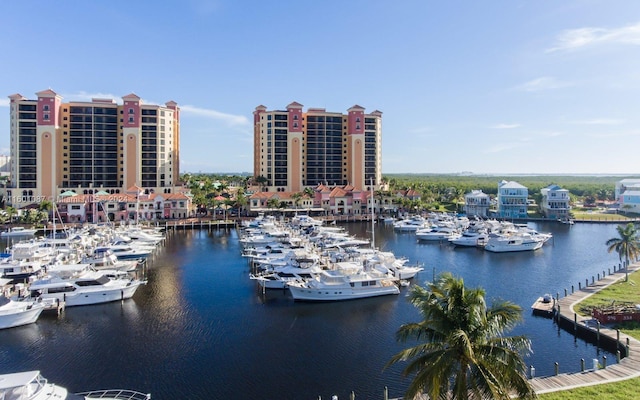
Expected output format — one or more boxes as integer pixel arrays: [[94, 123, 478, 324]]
[[0, 221, 623, 399]]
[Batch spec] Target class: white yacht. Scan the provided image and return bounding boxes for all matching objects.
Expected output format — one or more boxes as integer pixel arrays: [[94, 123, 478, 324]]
[[0, 226, 38, 238], [449, 230, 489, 247], [415, 225, 460, 241], [287, 261, 400, 301], [29, 270, 146, 307], [393, 216, 428, 232], [0, 370, 151, 400], [82, 247, 139, 272], [105, 244, 152, 260], [484, 232, 544, 253], [250, 263, 324, 289], [0, 294, 45, 330]]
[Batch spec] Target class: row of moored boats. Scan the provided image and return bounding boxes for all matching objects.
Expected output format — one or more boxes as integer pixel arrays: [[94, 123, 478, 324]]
[[243, 214, 424, 301], [389, 214, 552, 252], [0, 224, 166, 331]]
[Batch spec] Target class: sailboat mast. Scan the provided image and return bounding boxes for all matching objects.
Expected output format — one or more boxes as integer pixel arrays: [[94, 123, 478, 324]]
[[370, 178, 375, 250]]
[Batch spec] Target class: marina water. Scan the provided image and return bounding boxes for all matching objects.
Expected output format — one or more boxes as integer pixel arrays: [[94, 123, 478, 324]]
[[0, 221, 623, 399]]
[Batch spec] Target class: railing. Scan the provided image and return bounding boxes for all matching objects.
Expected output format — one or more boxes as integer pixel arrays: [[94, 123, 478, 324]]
[[75, 389, 151, 400]]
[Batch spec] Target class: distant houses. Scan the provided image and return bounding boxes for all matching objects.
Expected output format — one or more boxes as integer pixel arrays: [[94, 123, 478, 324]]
[[616, 178, 640, 213], [496, 180, 528, 219], [540, 184, 571, 220], [463, 190, 490, 218]]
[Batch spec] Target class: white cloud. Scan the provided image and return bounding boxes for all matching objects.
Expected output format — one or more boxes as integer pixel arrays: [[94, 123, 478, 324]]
[[491, 123, 521, 129], [547, 22, 640, 53], [0, 99, 9, 107], [514, 77, 572, 92], [571, 118, 625, 125], [482, 142, 527, 154], [180, 105, 249, 126]]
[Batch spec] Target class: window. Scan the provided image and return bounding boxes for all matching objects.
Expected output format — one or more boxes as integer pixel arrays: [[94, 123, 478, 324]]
[[128, 108, 134, 114], [43, 105, 50, 111]]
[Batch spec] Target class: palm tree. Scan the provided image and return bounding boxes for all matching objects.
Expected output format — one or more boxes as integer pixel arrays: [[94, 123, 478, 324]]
[[387, 272, 535, 400], [5, 206, 17, 224], [606, 222, 640, 282], [291, 192, 303, 210]]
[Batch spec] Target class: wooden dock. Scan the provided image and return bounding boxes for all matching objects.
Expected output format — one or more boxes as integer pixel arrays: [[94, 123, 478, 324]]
[[531, 295, 556, 317], [529, 262, 640, 394]]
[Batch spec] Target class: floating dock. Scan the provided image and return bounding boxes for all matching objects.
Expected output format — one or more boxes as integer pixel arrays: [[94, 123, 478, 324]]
[[531, 295, 556, 317]]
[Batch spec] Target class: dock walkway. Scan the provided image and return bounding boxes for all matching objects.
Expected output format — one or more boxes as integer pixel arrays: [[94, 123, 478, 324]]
[[530, 262, 640, 394]]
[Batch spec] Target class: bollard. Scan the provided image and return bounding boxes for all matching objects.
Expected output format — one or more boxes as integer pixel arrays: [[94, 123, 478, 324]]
[[597, 273, 600, 280], [608, 268, 611, 275], [627, 338, 630, 356], [597, 321, 600, 346], [617, 350, 621, 363], [555, 362, 559, 376], [574, 313, 577, 332], [564, 288, 567, 297], [603, 270, 605, 278], [592, 276, 595, 284], [530, 365, 535, 379], [586, 278, 589, 287], [572, 285, 574, 293], [579, 282, 582, 290], [383, 386, 388, 400], [593, 358, 599, 370], [581, 358, 585, 372], [350, 391, 355, 400], [602, 356, 607, 369]]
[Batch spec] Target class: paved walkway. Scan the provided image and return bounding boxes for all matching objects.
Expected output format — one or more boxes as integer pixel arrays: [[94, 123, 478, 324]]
[[530, 262, 640, 394]]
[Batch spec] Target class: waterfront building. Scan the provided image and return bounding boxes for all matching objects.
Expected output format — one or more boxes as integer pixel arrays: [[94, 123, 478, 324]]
[[55, 186, 191, 223], [615, 178, 640, 201], [464, 190, 490, 218], [496, 180, 528, 219], [253, 103, 383, 193], [540, 184, 571, 220], [7, 89, 182, 209]]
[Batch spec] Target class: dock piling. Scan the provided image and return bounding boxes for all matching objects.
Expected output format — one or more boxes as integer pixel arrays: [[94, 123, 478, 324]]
[[580, 358, 585, 372], [554, 362, 559, 376]]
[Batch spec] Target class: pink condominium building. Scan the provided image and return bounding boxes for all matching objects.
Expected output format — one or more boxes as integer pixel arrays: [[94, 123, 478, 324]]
[[253, 102, 383, 192], [7, 89, 181, 206]]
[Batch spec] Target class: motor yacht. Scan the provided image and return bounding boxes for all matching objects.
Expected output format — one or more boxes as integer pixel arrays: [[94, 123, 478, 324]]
[[483, 232, 544, 253], [0, 294, 45, 330], [287, 261, 400, 301], [0, 226, 38, 238], [0, 370, 151, 399], [29, 270, 146, 307]]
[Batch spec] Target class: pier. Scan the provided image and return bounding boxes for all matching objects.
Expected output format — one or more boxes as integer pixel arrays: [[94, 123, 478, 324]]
[[529, 262, 640, 394]]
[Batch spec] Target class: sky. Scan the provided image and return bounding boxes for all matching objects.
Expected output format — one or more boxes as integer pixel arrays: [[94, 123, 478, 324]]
[[1, 1, 640, 175]]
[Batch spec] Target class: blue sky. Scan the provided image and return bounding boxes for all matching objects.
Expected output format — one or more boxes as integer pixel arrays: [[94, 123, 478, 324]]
[[1, 1, 640, 175]]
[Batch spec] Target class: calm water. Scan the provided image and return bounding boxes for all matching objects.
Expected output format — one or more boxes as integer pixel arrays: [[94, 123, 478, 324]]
[[0, 221, 624, 399]]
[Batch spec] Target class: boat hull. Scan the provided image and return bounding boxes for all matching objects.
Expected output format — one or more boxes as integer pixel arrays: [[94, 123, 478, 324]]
[[0, 302, 44, 329], [288, 284, 400, 301], [484, 240, 543, 253], [40, 282, 143, 307]]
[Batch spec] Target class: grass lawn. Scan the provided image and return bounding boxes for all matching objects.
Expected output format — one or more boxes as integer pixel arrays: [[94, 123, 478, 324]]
[[539, 378, 640, 400], [538, 269, 640, 399]]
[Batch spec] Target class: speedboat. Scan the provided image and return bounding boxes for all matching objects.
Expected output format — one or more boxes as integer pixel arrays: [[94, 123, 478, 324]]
[[29, 270, 146, 307], [449, 230, 489, 247], [0, 370, 151, 399], [0, 295, 45, 329], [105, 244, 152, 260], [287, 261, 400, 301], [0, 226, 38, 238]]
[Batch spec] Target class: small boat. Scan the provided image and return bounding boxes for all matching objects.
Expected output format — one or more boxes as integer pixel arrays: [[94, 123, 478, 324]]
[[0, 370, 151, 399], [483, 232, 544, 253], [0, 294, 45, 330], [0, 227, 38, 238]]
